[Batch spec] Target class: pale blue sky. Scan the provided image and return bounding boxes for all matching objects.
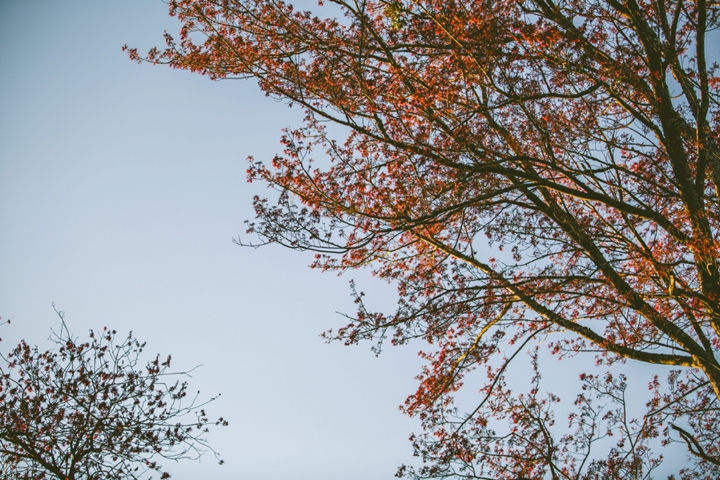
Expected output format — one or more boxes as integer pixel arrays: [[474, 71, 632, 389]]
[[0, 2, 423, 479], [2, 2, 702, 478]]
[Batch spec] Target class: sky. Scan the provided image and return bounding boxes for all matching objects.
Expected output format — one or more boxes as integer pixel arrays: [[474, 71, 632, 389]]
[[0, 2, 424, 479], [0, 1, 705, 478]]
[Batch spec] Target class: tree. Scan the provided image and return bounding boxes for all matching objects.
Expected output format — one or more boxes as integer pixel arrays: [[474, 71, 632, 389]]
[[0, 314, 227, 480], [127, 0, 720, 477]]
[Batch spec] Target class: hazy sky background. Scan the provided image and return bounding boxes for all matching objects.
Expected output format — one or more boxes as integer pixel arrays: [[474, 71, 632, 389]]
[[0, 1, 700, 478], [0, 2, 424, 479]]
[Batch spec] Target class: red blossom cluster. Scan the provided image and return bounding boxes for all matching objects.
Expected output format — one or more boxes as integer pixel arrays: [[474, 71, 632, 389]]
[[128, 0, 720, 477]]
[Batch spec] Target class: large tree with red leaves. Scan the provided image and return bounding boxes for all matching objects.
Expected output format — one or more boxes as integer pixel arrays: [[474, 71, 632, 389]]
[[128, 0, 720, 477]]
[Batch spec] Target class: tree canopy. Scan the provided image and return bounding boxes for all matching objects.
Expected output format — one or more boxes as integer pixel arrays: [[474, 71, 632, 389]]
[[0, 315, 227, 480], [128, 0, 720, 477]]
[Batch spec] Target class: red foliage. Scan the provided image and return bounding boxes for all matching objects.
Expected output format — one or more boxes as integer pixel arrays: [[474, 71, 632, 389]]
[[129, 0, 720, 477]]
